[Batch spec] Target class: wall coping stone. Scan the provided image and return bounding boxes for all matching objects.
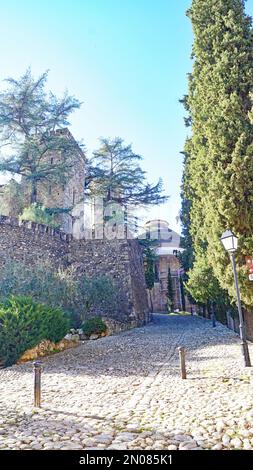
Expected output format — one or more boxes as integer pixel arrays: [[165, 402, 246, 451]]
[[0, 214, 72, 243], [0, 214, 142, 247]]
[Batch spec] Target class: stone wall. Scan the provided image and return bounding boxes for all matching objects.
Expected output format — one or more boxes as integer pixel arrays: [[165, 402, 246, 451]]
[[68, 238, 150, 324], [150, 255, 183, 312], [245, 309, 253, 342], [0, 215, 149, 328], [0, 216, 69, 267], [128, 240, 151, 324], [225, 310, 253, 343]]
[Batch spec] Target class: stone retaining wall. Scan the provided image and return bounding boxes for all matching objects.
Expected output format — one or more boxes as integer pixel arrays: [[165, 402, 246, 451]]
[[245, 309, 253, 342], [226, 309, 253, 342], [0, 215, 150, 327]]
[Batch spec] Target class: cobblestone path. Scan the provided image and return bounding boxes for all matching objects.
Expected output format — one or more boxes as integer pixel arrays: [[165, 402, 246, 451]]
[[0, 314, 253, 450]]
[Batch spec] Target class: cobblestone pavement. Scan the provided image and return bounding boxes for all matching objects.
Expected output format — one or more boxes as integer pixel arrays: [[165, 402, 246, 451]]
[[1, 314, 253, 450]]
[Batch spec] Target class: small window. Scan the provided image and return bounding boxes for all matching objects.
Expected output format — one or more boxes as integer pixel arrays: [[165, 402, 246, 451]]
[[73, 190, 76, 205], [51, 157, 54, 165]]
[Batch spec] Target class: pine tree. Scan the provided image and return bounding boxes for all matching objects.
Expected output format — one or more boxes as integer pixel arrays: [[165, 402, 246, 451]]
[[86, 137, 168, 208], [0, 69, 81, 205], [181, 0, 253, 307]]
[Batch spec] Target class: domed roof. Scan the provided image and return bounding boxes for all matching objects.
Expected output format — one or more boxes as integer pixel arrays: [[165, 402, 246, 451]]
[[144, 219, 174, 242]]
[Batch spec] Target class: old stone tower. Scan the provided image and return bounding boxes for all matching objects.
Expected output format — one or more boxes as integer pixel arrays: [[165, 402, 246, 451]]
[[21, 128, 86, 238]]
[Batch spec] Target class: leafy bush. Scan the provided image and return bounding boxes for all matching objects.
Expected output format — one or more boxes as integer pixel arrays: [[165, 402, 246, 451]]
[[20, 203, 60, 228], [82, 317, 107, 336], [0, 260, 76, 318], [0, 259, 120, 328], [0, 296, 69, 366], [78, 276, 119, 324], [0, 179, 25, 217]]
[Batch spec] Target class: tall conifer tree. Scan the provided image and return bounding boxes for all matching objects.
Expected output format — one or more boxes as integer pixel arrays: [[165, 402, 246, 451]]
[[181, 0, 253, 306]]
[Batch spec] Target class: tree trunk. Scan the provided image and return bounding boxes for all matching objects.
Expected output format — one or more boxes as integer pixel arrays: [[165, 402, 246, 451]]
[[203, 304, 206, 318], [211, 302, 216, 328], [149, 289, 153, 313], [31, 180, 37, 204]]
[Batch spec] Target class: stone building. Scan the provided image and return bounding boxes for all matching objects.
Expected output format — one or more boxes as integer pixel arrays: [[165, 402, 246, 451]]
[[24, 128, 86, 237], [0, 129, 137, 241], [144, 220, 185, 312]]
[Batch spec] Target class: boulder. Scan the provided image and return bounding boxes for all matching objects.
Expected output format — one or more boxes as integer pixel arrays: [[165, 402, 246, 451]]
[[90, 334, 99, 340], [70, 334, 80, 342], [64, 334, 73, 341], [17, 336, 80, 363]]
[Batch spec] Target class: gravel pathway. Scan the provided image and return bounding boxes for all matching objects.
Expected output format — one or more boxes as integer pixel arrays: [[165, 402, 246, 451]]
[[0, 313, 253, 450]]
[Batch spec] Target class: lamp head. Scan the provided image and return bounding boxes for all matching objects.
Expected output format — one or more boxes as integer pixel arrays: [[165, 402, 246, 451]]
[[220, 230, 238, 253]]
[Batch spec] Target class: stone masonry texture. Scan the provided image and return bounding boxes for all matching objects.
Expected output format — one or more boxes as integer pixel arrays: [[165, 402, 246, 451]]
[[0, 216, 150, 327]]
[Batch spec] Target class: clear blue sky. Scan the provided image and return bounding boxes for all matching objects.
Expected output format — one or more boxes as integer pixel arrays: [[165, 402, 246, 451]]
[[1, 0, 253, 232]]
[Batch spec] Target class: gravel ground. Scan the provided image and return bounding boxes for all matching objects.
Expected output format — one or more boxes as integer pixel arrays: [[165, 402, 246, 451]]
[[0, 313, 253, 451]]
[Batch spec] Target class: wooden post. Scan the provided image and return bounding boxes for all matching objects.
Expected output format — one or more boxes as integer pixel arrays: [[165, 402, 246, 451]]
[[34, 361, 42, 407], [178, 347, 187, 379]]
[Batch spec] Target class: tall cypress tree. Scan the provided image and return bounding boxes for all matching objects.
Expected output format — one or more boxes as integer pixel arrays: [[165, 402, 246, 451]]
[[181, 0, 253, 307]]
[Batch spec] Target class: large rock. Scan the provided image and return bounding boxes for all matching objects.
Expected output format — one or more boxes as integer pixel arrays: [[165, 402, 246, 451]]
[[17, 336, 80, 363], [89, 334, 99, 340]]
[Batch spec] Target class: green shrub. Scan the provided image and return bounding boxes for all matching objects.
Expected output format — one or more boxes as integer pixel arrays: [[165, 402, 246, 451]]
[[0, 260, 120, 328], [0, 260, 79, 323], [0, 179, 25, 217], [82, 317, 107, 336], [0, 296, 69, 367], [20, 203, 60, 228], [79, 276, 119, 323]]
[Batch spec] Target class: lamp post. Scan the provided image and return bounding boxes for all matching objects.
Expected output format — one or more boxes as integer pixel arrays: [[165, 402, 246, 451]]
[[220, 230, 251, 367]]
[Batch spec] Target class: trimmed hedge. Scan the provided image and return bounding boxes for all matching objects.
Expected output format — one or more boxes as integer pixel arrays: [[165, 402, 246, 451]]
[[82, 317, 107, 336], [0, 296, 69, 367]]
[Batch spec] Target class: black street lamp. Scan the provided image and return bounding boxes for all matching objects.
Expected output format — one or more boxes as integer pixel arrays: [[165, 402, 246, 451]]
[[220, 230, 251, 367]]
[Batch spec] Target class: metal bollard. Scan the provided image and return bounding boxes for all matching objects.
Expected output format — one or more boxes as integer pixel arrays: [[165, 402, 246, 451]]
[[33, 361, 43, 407], [178, 347, 187, 379]]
